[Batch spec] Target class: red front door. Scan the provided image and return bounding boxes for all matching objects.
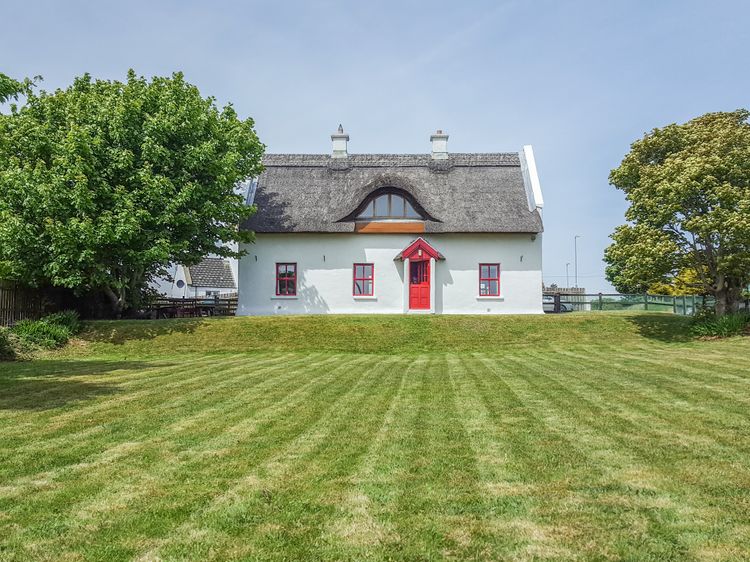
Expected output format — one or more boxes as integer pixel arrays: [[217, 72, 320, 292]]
[[409, 260, 430, 310]]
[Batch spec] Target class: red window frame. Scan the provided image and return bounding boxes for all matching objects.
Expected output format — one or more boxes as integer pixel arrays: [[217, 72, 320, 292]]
[[353, 263, 374, 296], [479, 263, 500, 296], [275, 262, 297, 296]]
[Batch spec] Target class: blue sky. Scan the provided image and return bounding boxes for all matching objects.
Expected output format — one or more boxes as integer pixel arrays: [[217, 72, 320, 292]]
[[3, 0, 749, 291]]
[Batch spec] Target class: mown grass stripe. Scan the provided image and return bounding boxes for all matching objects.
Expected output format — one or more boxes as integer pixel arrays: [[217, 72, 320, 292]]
[[84, 352, 368, 559], [0, 354, 250, 441], [320, 356, 411, 557], [2, 352, 362, 536], [196, 356, 410, 561], [130, 353, 390, 561], [507, 349, 749, 557], [551, 348, 750, 453], [0, 353, 324, 484], [443, 353, 547, 559], [493, 352, 691, 559], [0, 353, 335, 505]]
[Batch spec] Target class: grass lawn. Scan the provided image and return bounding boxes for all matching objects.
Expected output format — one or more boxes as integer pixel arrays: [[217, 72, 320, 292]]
[[1, 313, 750, 561]]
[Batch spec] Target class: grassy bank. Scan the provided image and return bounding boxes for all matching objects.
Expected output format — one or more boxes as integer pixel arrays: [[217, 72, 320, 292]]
[[1, 313, 749, 560], [57, 311, 695, 358]]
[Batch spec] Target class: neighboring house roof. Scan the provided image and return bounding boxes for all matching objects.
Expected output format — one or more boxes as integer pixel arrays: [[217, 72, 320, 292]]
[[187, 258, 236, 289], [243, 153, 543, 234]]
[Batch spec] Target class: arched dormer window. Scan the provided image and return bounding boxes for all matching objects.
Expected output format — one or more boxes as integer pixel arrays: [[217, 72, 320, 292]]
[[357, 193, 421, 220], [337, 186, 438, 230]]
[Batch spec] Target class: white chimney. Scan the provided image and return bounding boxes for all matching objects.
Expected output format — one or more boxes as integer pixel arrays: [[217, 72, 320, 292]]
[[331, 124, 349, 158], [430, 129, 449, 159]]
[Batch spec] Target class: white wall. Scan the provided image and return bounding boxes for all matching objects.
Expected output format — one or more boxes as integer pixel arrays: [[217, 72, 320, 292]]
[[151, 264, 190, 298], [237, 233, 543, 315]]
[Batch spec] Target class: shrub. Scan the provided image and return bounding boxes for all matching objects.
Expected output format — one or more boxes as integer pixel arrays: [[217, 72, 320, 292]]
[[5, 310, 81, 354], [12, 319, 72, 349], [0, 328, 15, 361], [42, 310, 82, 334], [692, 305, 716, 323], [691, 311, 750, 338]]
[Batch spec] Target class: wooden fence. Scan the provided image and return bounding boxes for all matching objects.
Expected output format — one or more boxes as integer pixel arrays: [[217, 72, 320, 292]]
[[147, 294, 238, 319], [0, 281, 44, 326]]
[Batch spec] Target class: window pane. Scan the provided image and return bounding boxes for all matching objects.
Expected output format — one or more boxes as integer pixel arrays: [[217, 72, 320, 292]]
[[388, 195, 401, 217], [288, 264, 296, 274], [488, 265, 498, 278], [363, 264, 373, 278], [489, 280, 499, 295], [354, 280, 364, 295], [278, 280, 286, 294], [479, 281, 488, 296], [288, 280, 296, 294], [374, 195, 388, 216], [364, 280, 373, 295], [360, 201, 374, 218], [405, 200, 418, 218], [480, 265, 489, 278]]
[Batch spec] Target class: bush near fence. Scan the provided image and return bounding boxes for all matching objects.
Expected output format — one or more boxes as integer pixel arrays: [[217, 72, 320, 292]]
[[1, 310, 83, 361]]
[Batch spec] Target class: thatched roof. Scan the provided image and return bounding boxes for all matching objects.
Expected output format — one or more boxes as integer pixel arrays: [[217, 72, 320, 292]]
[[243, 153, 543, 233]]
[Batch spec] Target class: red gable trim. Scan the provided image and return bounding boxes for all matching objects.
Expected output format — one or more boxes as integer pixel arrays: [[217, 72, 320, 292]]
[[394, 237, 445, 261]]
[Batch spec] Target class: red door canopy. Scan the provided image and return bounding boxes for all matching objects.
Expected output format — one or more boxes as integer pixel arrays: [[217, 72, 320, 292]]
[[409, 260, 430, 310], [396, 237, 445, 262]]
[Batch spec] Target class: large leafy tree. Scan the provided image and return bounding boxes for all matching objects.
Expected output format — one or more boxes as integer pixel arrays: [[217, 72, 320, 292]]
[[605, 110, 750, 315], [0, 71, 263, 314], [0, 72, 35, 104], [0, 73, 23, 103]]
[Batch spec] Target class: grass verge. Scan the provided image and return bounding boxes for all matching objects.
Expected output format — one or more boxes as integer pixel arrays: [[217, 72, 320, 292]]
[[1, 313, 749, 560]]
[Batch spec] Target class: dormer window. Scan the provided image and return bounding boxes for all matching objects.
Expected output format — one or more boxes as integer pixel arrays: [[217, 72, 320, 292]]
[[356, 193, 421, 220]]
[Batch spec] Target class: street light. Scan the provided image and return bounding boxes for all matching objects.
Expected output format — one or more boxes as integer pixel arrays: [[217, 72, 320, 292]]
[[574, 235, 582, 287], [566, 262, 570, 288]]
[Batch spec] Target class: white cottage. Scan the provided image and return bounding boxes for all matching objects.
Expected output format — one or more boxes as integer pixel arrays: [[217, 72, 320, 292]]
[[237, 128, 544, 315], [153, 257, 236, 298]]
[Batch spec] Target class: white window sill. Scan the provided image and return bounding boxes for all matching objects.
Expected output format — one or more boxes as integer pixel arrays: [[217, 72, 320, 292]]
[[271, 295, 298, 300], [476, 295, 504, 301], [353, 295, 377, 300]]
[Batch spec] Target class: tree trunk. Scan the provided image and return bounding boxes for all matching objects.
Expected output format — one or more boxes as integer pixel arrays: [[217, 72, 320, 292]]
[[103, 286, 125, 319], [713, 278, 743, 316], [715, 288, 727, 317]]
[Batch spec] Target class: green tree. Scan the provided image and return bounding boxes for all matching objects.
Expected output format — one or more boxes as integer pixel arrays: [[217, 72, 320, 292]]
[[0, 73, 23, 103], [605, 110, 750, 315], [648, 268, 704, 296], [0, 71, 263, 315], [0, 73, 36, 104]]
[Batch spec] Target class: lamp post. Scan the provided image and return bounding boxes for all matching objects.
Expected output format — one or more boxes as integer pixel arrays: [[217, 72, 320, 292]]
[[566, 262, 570, 289], [574, 235, 581, 288]]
